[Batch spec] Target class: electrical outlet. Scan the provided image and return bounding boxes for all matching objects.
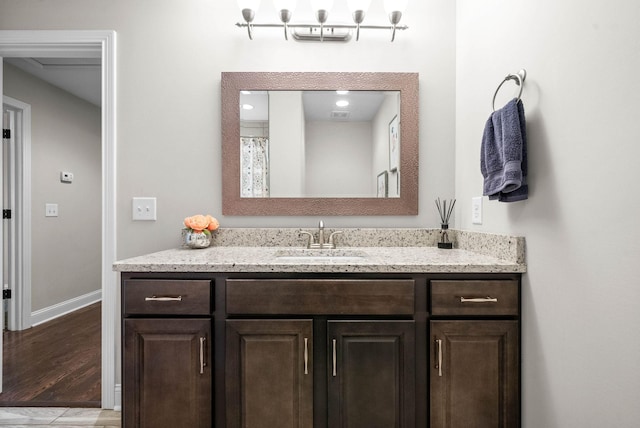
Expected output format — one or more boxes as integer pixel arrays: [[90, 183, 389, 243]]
[[132, 197, 157, 221], [45, 203, 58, 217], [471, 197, 483, 225]]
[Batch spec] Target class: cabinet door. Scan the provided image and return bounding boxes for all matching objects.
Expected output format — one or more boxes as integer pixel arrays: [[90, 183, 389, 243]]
[[226, 319, 313, 428], [123, 318, 211, 428], [430, 320, 519, 428], [327, 321, 416, 428]]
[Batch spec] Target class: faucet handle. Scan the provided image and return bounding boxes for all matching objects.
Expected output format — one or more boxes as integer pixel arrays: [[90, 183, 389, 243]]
[[325, 230, 344, 249], [299, 231, 315, 248]]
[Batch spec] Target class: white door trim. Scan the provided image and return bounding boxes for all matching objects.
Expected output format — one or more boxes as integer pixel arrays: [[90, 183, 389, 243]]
[[0, 30, 117, 410], [2, 95, 32, 332]]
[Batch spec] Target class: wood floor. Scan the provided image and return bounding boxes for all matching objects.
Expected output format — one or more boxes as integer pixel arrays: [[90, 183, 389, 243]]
[[0, 302, 101, 407]]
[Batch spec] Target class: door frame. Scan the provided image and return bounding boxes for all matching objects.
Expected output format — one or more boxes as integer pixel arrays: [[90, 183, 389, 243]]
[[0, 30, 118, 410], [2, 95, 32, 332]]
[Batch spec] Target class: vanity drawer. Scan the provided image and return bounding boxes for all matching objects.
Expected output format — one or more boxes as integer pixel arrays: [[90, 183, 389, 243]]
[[430, 280, 518, 316], [123, 279, 212, 316], [226, 279, 415, 315]]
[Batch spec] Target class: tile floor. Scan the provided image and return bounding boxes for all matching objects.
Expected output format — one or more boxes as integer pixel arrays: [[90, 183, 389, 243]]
[[0, 407, 120, 427]]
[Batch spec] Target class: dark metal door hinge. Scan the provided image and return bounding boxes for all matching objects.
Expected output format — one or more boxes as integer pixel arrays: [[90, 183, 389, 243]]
[[2, 129, 9, 139], [3, 209, 11, 219], [2, 289, 10, 300]]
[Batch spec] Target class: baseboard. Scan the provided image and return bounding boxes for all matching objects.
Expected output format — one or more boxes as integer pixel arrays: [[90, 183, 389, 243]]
[[30, 289, 102, 327], [113, 384, 122, 411]]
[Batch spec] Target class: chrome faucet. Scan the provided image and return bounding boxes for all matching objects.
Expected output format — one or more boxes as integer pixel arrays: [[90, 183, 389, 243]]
[[300, 221, 343, 249]]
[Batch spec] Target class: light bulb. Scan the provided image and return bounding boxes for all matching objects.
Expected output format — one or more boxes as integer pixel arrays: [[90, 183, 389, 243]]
[[274, 0, 297, 13], [310, 0, 334, 13], [237, 0, 261, 13], [383, 0, 408, 15], [347, 0, 371, 14]]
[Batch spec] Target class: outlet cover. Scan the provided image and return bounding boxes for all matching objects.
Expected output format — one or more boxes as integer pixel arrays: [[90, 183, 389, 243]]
[[471, 197, 483, 225], [45, 203, 58, 217], [132, 197, 157, 221]]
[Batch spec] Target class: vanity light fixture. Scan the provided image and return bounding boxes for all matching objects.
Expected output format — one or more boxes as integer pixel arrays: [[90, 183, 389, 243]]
[[384, 0, 408, 42], [348, 0, 371, 41], [237, 0, 262, 40], [236, 0, 408, 42]]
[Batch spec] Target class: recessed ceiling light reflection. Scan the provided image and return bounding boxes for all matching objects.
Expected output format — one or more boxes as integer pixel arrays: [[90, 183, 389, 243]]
[[336, 90, 349, 95], [241, 104, 254, 110], [336, 100, 349, 107]]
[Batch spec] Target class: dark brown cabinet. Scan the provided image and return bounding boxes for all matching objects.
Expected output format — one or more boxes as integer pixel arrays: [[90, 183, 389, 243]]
[[429, 280, 520, 428], [123, 318, 212, 428], [328, 321, 415, 428], [120, 273, 521, 428], [225, 319, 313, 428], [122, 279, 213, 428]]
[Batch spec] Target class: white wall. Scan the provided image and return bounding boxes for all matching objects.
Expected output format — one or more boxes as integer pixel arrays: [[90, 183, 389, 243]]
[[269, 91, 305, 197], [305, 121, 373, 197], [3, 63, 101, 312], [455, 0, 640, 426]]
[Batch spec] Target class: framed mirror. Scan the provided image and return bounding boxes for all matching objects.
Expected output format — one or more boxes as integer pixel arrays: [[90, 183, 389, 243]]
[[221, 72, 419, 215]]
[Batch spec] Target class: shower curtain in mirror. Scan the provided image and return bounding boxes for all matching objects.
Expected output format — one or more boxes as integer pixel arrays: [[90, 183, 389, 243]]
[[240, 137, 270, 197]]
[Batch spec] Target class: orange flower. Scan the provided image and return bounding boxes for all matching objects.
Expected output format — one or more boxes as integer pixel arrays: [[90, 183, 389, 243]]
[[184, 214, 220, 232], [184, 215, 209, 232], [206, 215, 220, 231]]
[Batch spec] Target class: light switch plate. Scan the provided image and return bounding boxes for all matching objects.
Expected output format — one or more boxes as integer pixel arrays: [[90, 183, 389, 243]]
[[132, 197, 157, 221], [471, 196, 483, 225]]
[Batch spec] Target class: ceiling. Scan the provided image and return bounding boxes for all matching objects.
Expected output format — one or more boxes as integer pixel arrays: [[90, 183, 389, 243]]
[[5, 57, 101, 107], [240, 90, 387, 122]]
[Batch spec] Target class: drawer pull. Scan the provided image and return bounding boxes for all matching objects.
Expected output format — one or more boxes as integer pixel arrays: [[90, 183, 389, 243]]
[[199, 337, 206, 375], [304, 338, 309, 375], [435, 339, 443, 377], [145, 295, 183, 302], [460, 296, 498, 303], [332, 339, 337, 377]]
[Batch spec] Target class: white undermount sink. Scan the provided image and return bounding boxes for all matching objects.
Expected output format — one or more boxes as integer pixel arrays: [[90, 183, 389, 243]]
[[273, 248, 369, 263]]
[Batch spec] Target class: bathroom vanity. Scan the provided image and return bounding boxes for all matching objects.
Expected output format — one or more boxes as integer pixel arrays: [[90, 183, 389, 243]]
[[115, 229, 525, 428]]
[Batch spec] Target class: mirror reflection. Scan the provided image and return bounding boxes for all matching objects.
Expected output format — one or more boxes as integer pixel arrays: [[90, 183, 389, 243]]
[[239, 90, 400, 198]]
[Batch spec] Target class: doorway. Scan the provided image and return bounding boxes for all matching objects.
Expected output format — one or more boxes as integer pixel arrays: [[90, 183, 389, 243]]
[[2, 60, 101, 406], [0, 30, 117, 410]]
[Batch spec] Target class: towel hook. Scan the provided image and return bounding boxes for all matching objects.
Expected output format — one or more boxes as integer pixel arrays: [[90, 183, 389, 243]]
[[492, 69, 527, 112]]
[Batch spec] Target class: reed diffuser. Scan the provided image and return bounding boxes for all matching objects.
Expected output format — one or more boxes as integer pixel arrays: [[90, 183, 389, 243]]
[[435, 198, 455, 249]]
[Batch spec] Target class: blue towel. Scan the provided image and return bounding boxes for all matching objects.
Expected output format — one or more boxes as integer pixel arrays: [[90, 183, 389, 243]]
[[481, 98, 528, 202]]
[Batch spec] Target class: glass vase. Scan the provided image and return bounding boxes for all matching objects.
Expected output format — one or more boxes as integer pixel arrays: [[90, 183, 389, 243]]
[[184, 230, 211, 249]]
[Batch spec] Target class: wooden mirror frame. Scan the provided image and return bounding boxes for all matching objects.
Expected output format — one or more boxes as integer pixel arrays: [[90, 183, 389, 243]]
[[221, 72, 419, 216]]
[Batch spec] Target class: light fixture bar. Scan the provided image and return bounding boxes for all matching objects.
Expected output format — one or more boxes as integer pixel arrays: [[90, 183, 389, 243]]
[[235, 22, 408, 42]]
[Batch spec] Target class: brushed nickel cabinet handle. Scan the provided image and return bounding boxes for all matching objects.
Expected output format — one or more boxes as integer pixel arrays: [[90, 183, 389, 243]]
[[460, 296, 498, 303], [199, 337, 206, 375], [304, 338, 309, 375], [332, 339, 337, 377], [145, 295, 183, 302], [435, 339, 443, 377]]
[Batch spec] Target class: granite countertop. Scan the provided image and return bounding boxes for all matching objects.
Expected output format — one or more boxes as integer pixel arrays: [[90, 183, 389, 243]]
[[113, 228, 526, 274]]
